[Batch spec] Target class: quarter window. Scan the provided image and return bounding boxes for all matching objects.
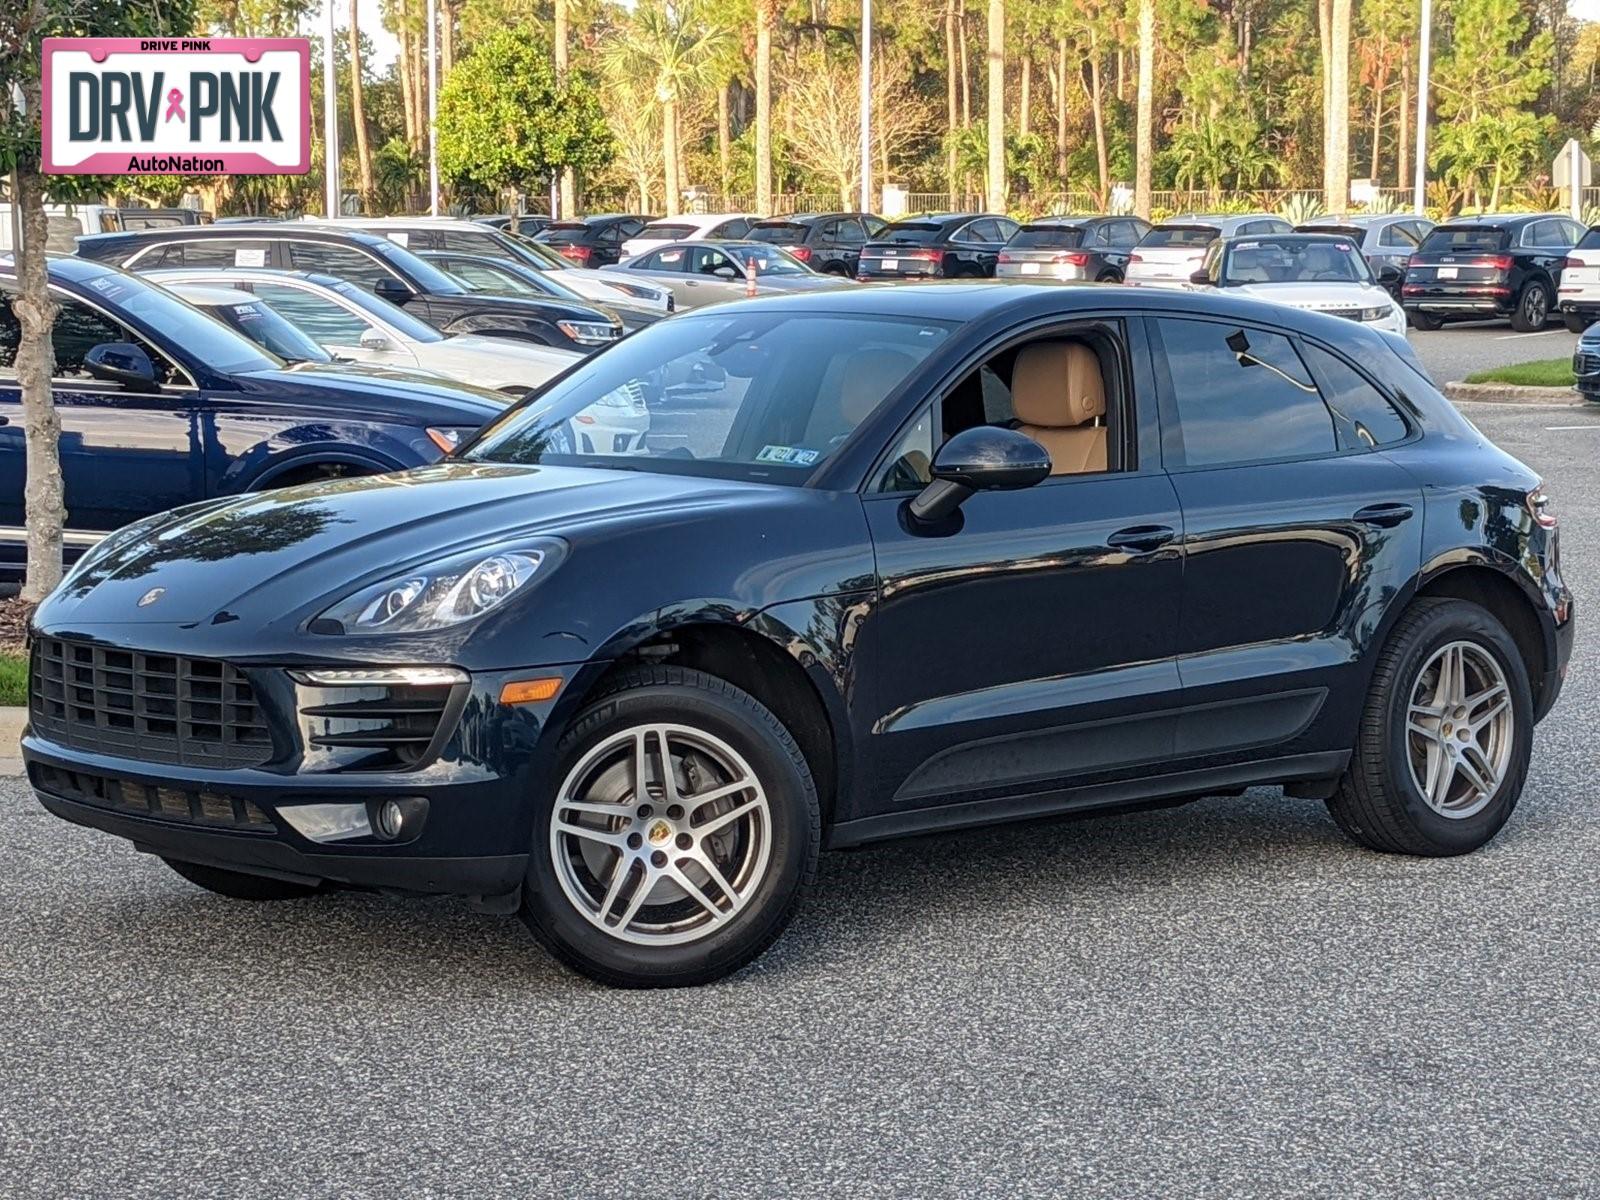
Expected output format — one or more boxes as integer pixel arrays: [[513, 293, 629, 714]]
[[1300, 342, 1410, 449], [1159, 319, 1336, 467], [250, 282, 375, 346]]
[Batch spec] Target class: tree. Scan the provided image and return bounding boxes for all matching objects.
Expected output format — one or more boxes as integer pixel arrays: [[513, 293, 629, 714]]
[[1, 0, 196, 603], [349, 6, 376, 205], [437, 29, 613, 211], [985, 0, 1005, 211], [1134, 0, 1154, 218]]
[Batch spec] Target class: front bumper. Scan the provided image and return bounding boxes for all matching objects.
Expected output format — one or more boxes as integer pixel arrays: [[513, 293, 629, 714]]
[[23, 655, 601, 900]]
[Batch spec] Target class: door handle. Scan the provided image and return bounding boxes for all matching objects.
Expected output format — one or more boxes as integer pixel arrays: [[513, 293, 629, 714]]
[[1106, 524, 1177, 553], [1353, 502, 1415, 528], [0, 416, 9, 426]]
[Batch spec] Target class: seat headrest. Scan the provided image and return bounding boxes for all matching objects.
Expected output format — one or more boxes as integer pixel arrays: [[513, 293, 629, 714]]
[[1011, 342, 1106, 428], [839, 349, 919, 425]]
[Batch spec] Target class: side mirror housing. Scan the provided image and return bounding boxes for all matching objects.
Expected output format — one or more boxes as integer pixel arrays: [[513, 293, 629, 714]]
[[1189, 268, 1213, 286], [83, 342, 157, 390], [359, 327, 391, 351], [908, 426, 1051, 524], [374, 276, 412, 304], [712, 265, 739, 279]]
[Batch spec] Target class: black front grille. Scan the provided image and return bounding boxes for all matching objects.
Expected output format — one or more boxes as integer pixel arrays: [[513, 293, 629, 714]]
[[1575, 350, 1600, 377], [30, 762, 276, 831], [1324, 307, 1363, 321], [30, 639, 274, 768], [297, 680, 458, 772]]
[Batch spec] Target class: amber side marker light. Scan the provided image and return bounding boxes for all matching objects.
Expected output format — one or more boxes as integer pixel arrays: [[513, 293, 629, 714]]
[[501, 677, 563, 705]]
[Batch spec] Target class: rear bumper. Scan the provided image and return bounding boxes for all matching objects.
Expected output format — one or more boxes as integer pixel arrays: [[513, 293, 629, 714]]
[[995, 264, 1090, 281], [1401, 287, 1512, 315]]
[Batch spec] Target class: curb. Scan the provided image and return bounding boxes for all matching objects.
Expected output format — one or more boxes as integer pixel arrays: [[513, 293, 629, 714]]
[[0, 706, 23, 777], [1443, 381, 1586, 407]]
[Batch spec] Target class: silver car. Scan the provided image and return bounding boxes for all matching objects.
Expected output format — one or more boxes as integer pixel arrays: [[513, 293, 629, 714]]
[[604, 240, 857, 311], [1295, 213, 1435, 297], [1125, 213, 1294, 286]]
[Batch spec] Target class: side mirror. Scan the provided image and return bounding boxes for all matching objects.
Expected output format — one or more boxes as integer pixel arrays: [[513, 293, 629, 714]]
[[1377, 263, 1403, 285], [712, 265, 739, 279], [374, 277, 412, 304], [83, 342, 157, 390], [1189, 268, 1213, 286], [908, 426, 1051, 525], [359, 327, 391, 351]]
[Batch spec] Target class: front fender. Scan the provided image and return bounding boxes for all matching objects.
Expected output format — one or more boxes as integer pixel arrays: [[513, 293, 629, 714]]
[[442, 315, 550, 343], [217, 424, 429, 494]]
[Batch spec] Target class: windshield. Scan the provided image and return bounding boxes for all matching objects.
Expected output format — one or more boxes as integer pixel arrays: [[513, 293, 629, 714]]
[[502, 230, 574, 269], [1141, 225, 1219, 248], [207, 299, 333, 363], [323, 278, 445, 342], [748, 223, 806, 245], [1420, 227, 1508, 254], [367, 237, 467, 294], [1220, 237, 1372, 285], [1009, 225, 1086, 249], [723, 244, 809, 275], [464, 310, 953, 483], [76, 269, 282, 374]]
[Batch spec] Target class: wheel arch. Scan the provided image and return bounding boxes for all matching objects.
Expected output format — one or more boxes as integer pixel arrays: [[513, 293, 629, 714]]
[[1410, 560, 1553, 714], [245, 448, 399, 491]]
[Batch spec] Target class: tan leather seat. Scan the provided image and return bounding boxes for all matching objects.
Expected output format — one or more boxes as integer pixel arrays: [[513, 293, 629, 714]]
[[1011, 342, 1108, 474]]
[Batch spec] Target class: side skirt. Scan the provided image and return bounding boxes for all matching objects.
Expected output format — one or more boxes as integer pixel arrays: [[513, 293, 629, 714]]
[[826, 750, 1351, 849]]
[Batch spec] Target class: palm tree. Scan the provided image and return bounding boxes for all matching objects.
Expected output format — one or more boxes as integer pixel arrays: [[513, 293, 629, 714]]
[[348, 2, 375, 207], [755, 0, 776, 212], [985, 0, 1005, 212], [1326, 0, 1351, 209], [1134, 0, 1154, 218], [555, 0, 575, 217]]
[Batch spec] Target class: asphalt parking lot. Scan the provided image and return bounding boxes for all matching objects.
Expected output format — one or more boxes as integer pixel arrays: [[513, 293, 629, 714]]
[[1409, 318, 1580, 384], [3, 402, 1599, 1198]]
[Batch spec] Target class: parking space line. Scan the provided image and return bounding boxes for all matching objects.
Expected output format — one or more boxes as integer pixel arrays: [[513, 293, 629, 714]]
[[1495, 330, 1563, 340], [1543, 424, 1600, 431]]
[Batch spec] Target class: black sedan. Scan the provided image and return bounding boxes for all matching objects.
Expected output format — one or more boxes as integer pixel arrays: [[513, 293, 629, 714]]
[[1401, 213, 1586, 331], [0, 256, 506, 579], [747, 212, 890, 276], [25, 283, 1572, 989], [536, 214, 654, 267], [856, 213, 1021, 279], [76, 225, 625, 353]]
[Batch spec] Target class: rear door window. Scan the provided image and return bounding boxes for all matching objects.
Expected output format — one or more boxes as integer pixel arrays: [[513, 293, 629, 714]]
[[287, 242, 400, 290], [1155, 318, 1337, 467]]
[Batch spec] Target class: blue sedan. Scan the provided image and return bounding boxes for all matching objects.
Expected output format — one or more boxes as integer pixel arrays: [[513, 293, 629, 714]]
[[0, 256, 508, 579]]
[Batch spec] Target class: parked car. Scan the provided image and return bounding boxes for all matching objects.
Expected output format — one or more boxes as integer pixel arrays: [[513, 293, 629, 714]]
[[1555, 225, 1600, 332], [620, 214, 761, 259], [1571, 321, 1600, 394], [0, 203, 209, 252], [303, 216, 674, 313], [746, 212, 890, 276], [0, 256, 507, 578], [1401, 213, 1585, 331], [856, 213, 1021, 279], [1187, 232, 1407, 336], [995, 215, 1153, 282], [417, 250, 661, 334], [1295, 213, 1434, 298], [475, 214, 553, 237], [1125, 213, 1293, 286], [23, 282, 1571, 989], [607, 240, 855, 310], [76, 224, 625, 353], [146, 268, 582, 395], [536, 214, 655, 267]]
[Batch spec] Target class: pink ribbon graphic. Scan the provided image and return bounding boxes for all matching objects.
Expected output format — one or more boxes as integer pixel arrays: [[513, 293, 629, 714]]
[[164, 88, 185, 122]]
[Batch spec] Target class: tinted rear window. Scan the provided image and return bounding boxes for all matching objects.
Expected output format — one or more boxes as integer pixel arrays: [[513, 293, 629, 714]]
[[1141, 225, 1219, 248], [1009, 226, 1086, 249], [876, 223, 943, 245], [1419, 227, 1508, 254], [749, 223, 807, 244], [641, 223, 696, 240], [1577, 228, 1600, 251], [540, 223, 589, 242]]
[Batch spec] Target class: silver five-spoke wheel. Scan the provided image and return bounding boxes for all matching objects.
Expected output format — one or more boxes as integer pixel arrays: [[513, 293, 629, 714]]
[[1405, 640, 1514, 820], [549, 723, 772, 946]]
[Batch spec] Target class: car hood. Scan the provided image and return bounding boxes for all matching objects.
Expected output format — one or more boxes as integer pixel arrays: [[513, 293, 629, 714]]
[[239, 362, 511, 417], [1224, 281, 1394, 309], [437, 334, 581, 380], [38, 462, 779, 631]]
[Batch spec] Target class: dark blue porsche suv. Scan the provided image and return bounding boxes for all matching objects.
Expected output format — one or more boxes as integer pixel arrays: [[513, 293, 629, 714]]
[[0, 257, 507, 580], [24, 284, 1573, 988]]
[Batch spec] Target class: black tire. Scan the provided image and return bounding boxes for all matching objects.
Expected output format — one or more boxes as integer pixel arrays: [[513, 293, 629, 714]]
[[522, 665, 821, 988], [1563, 312, 1589, 334], [1096, 270, 1122, 284], [163, 857, 324, 900], [1327, 598, 1533, 857], [1408, 309, 1444, 331], [1510, 280, 1552, 332]]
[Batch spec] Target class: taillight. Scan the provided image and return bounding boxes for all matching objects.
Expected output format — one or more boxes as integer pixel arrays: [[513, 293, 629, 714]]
[[790, 245, 813, 262], [1407, 254, 1423, 270], [997, 252, 1013, 263], [907, 249, 943, 261], [1129, 253, 1143, 263], [1528, 484, 1558, 529], [1564, 257, 1585, 270], [1053, 252, 1090, 266], [1481, 255, 1514, 272], [560, 244, 592, 263]]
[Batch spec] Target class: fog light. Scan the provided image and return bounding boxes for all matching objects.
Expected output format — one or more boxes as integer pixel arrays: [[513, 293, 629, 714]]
[[377, 799, 405, 840]]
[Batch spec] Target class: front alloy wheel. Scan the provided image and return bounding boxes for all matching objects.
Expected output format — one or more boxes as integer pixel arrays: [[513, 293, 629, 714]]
[[523, 665, 820, 987]]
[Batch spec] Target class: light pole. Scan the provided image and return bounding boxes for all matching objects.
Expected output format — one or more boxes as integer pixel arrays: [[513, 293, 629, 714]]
[[323, 0, 340, 216], [1412, 0, 1431, 216], [427, 0, 440, 216], [859, 0, 872, 213]]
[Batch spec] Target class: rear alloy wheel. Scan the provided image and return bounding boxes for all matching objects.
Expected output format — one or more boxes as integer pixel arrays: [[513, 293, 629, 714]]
[[1510, 280, 1551, 332], [1327, 598, 1532, 856], [523, 666, 819, 987]]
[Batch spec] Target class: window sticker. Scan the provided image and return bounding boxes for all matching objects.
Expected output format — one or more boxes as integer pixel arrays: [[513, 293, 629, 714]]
[[756, 445, 820, 466], [234, 247, 267, 268], [387, 232, 410, 248]]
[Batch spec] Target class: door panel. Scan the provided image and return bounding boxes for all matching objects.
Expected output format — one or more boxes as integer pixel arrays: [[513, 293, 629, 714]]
[[856, 471, 1186, 810]]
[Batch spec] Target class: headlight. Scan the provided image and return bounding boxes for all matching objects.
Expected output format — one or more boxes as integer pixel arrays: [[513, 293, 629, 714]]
[[312, 539, 565, 635], [556, 319, 620, 346], [1358, 305, 1392, 322]]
